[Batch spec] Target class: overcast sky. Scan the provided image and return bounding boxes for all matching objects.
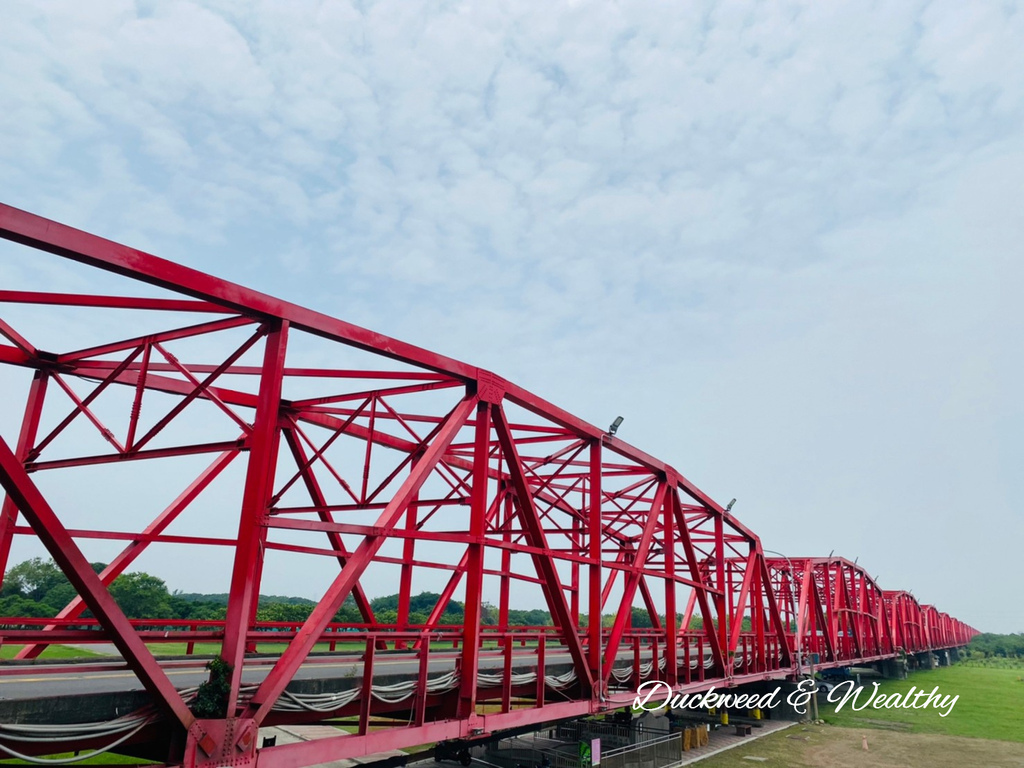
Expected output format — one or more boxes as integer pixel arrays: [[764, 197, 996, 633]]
[[1, 1, 1021, 633]]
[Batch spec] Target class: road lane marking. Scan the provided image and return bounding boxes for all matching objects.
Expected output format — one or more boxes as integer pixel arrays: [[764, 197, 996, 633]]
[[0, 652, 575, 690]]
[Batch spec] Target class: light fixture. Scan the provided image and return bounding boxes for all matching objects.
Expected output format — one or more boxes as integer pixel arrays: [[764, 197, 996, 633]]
[[608, 416, 624, 436], [725, 498, 736, 512]]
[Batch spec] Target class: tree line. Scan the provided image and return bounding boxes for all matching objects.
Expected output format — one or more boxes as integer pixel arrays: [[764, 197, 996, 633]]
[[0, 557, 487, 626], [1, 557, 716, 629], [967, 632, 1024, 658]]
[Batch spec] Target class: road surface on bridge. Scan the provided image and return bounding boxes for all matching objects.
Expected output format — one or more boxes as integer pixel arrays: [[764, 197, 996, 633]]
[[0, 645, 705, 702]]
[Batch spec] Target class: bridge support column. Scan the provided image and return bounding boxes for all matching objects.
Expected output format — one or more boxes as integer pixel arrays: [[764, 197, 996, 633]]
[[879, 658, 906, 679], [915, 652, 936, 669], [770, 680, 813, 722]]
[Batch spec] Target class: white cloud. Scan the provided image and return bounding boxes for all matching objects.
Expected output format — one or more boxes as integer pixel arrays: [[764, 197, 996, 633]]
[[1, 0, 1022, 630]]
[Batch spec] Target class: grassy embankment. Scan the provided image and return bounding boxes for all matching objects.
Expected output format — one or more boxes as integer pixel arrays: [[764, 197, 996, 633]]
[[697, 662, 1024, 767], [821, 663, 1024, 743]]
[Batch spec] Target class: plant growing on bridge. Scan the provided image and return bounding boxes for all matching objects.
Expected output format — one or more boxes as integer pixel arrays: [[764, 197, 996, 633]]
[[192, 657, 232, 718]]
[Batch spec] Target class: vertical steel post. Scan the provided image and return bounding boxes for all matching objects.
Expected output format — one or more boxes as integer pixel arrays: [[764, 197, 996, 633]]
[[570, 514, 580, 625], [535, 634, 546, 708], [0, 370, 47, 587], [501, 632, 513, 712], [714, 514, 727, 672], [414, 632, 430, 727], [664, 482, 678, 686], [397, 452, 421, 648], [457, 401, 491, 717], [587, 441, 602, 696], [498, 490, 512, 643], [752, 557, 764, 671], [220, 321, 288, 709], [358, 638, 376, 735]]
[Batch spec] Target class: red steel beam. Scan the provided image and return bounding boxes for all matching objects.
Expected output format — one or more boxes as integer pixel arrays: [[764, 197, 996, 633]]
[[0, 370, 47, 584], [456, 401, 492, 716], [221, 321, 288, 710]]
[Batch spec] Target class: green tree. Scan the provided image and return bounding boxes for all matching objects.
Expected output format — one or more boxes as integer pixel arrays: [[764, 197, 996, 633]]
[[257, 602, 313, 623], [41, 582, 77, 613], [969, 633, 1024, 658], [438, 610, 465, 626], [333, 603, 363, 623], [109, 572, 172, 618], [630, 607, 655, 628], [2, 557, 66, 601], [369, 591, 464, 618], [0, 594, 54, 618]]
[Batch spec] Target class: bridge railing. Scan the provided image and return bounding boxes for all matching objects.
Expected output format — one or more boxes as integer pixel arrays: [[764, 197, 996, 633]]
[[602, 733, 683, 768]]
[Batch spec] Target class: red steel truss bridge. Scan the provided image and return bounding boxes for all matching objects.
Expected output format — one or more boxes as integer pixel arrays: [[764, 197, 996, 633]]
[[0, 203, 976, 768]]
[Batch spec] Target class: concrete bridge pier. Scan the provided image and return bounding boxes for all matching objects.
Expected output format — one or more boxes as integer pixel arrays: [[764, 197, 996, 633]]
[[759, 679, 815, 722], [915, 652, 938, 669], [879, 657, 906, 679]]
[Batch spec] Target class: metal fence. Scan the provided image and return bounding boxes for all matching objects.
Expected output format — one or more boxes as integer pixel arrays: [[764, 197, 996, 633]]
[[483, 735, 578, 768], [600, 734, 682, 768], [553, 720, 672, 751], [484, 729, 683, 768]]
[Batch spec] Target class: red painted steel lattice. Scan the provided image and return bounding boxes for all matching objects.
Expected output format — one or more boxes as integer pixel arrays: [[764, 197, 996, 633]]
[[0, 204, 976, 768]]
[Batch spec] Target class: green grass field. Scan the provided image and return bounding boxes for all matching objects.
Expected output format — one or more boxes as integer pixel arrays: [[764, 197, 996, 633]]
[[957, 656, 1024, 670], [0, 644, 101, 660], [680, 662, 1024, 767], [0, 753, 154, 765], [695, 725, 1024, 768], [0, 637, 505, 661], [822, 664, 1024, 742]]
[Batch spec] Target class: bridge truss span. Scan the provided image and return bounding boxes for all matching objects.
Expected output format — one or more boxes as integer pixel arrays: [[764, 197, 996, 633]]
[[0, 204, 976, 768]]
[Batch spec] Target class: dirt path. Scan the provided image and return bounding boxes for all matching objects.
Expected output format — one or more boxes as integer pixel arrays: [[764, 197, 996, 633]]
[[697, 724, 1024, 767]]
